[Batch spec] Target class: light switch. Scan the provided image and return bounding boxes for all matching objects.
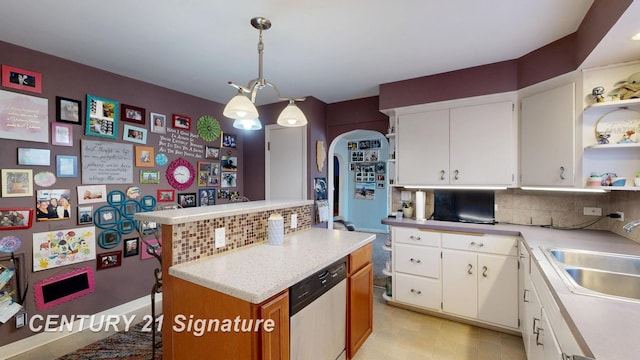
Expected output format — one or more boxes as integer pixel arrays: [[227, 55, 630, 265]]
[[215, 227, 225, 248], [291, 214, 298, 229]]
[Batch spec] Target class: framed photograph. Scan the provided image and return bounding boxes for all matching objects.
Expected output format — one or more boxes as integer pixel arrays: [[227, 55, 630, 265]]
[[56, 155, 78, 178], [98, 229, 121, 249], [157, 189, 175, 202], [123, 124, 147, 144], [150, 112, 166, 134], [221, 156, 238, 172], [77, 206, 93, 225], [124, 238, 139, 257], [140, 239, 160, 260], [221, 132, 237, 148], [51, 123, 74, 146], [135, 146, 155, 167], [56, 96, 81, 125], [173, 114, 191, 130], [77, 185, 107, 204], [140, 170, 160, 184], [97, 251, 122, 270], [221, 172, 237, 188], [120, 104, 145, 125], [1, 169, 33, 197], [347, 141, 358, 150], [218, 189, 230, 200], [198, 188, 216, 206], [36, 189, 71, 221], [85, 94, 118, 139], [177, 192, 197, 208], [205, 146, 220, 160], [1, 65, 42, 93], [18, 148, 50, 166], [0, 208, 34, 229]]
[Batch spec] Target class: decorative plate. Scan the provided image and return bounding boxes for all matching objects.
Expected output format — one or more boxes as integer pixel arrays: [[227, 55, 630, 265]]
[[197, 115, 222, 142], [0, 236, 21, 252], [34, 171, 56, 187], [595, 109, 640, 144], [155, 153, 168, 166], [166, 158, 195, 190], [126, 186, 141, 199]]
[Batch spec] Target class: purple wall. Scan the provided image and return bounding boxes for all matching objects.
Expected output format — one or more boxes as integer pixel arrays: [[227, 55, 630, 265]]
[[327, 96, 388, 145]]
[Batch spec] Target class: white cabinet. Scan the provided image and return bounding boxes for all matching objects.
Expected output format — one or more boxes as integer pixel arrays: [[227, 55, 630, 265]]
[[441, 233, 519, 329], [396, 100, 516, 186], [520, 82, 576, 186]]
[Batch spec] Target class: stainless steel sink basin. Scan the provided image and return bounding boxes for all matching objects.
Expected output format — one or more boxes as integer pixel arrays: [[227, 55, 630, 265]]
[[549, 249, 640, 275], [564, 267, 640, 300]]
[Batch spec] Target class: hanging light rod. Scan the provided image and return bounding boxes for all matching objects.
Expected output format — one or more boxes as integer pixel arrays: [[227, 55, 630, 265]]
[[223, 17, 307, 129]]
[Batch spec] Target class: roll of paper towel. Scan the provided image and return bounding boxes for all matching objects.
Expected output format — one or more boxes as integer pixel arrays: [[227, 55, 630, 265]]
[[267, 214, 284, 245], [415, 191, 426, 221]]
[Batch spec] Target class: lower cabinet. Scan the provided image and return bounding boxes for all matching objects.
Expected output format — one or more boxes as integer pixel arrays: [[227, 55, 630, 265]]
[[395, 272, 441, 310], [260, 291, 290, 360], [347, 243, 373, 359]]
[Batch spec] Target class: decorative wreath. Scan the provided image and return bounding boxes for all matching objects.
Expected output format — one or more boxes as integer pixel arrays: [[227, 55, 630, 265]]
[[197, 115, 222, 142]]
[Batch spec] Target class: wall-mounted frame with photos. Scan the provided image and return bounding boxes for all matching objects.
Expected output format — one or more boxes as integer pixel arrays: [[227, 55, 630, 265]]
[[135, 146, 154, 167], [120, 104, 145, 125], [0, 208, 33, 230], [221, 133, 237, 148], [150, 112, 166, 134], [1, 169, 33, 197], [56, 155, 78, 177], [173, 114, 191, 130], [123, 238, 139, 257], [18, 148, 50, 166], [96, 251, 122, 270], [123, 124, 147, 144], [77, 206, 93, 225], [177, 193, 196, 208], [85, 94, 118, 139], [51, 123, 73, 146], [157, 189, 175, 202], [56, 96, 82, 125], [1, 65, 42, 93]]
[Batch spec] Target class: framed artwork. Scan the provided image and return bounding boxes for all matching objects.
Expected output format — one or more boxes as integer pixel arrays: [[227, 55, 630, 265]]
[[124, 238, 139, 257], [221, 156, 238, 172], [355, 182, 375, 200], [1, 169, 33, 197], [51, 123, 73, 146], [157, 189, 175, 202], [56, 96, 82, 125], [198, 188, 216, 206], [98, 230, 121, 249], [120, 104, 145, 125], [197, 161, 220, 187], [126, 186, 141, 199], [135, 146, 155, 167], [347, 141, 358, 150], [17, 148, 50, 166], [97, 251, 122, 270], [77, 185, 107, 204], [0, 90, 49, 143], [140, 239, 160, 260], [150, 112, 166, 134], [221, 132, 237, 148], [0, 208, 34, 230], [1, 65, 42, 93], [85, 94, 118, 139], [221, 172, 237, 188], [140, 170, 160, 184], [123, 124, 147, 144], [314, 177, 327, 200], [56, 155, 78, 177], [33, 227, 97, 271], [205, 146, 220, 160], [78, 206, 93, 225], [218, 189, 230, 199], [36, 189, 71, 221], [140, 195, 156, 210], [177, 192, 197, 208], [173, 114, 191, 130]]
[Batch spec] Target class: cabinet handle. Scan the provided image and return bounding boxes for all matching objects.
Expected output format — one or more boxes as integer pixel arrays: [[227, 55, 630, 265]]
[[467, 264, 473, 275], [470, 241, 484, 247], [532, 317, 540, 334], [482, 266, 488, 278], [560, 166, 566, 180], [409, 235, 421, 241], [536, 327, 544, 346], [523, 289, 529, 303], [410, 288, 422, 295], [410, 258, 422, 264], [440, 170, 445, 180], [454, 169, 459, 180]]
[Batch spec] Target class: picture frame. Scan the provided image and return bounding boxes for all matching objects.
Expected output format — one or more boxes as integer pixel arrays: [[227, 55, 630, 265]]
[[157, 189, 175, 202], [56, 96, 82, 125], [123, 238, 139, 257], [135, 146, 155, 167], [140, 239, 160, 260], [123, 124, 147, 144], [221, 156, 238, 172], [97, 230, 121, 249], [150, 112, 166, 134], [204, 146, 220, 160], [173, 114, 191, 130], [140, 170, 160, 184], [198, 188, 217, 206], [18, 148, 50, 166], [35, 189, 71, 221], [51, 123, 74, 146], [1, 65, 42, 93], [177, 192, 197, 208], [0, 208, 34, 230], [221, 172, 237, 188], [1, 169, 33, 197], [34, 267, 95, 309], [96, 251, 122, 270], [140, 195, 156, 211], [197, 161, 221, 187], [56, 155, 78, 177], [77, 185, 107, 204], [107, 190, 125, 206], [120, 104, 145, 125], [85, 94, 118, 139], [221, 132, 237, 148], [77, 206, 93, 225]]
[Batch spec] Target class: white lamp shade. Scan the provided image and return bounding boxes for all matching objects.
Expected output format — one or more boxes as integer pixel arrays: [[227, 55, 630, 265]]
[[223, 93, 259, 120], [233, 118, 262, 130], [277, 101, 307, 127]]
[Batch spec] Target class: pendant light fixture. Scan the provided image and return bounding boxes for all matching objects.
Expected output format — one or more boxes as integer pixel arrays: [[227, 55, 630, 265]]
[[223, 17, 307, 129]]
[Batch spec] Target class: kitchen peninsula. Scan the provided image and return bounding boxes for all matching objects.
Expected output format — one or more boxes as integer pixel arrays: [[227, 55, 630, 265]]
[[134, 200, 375, 359]]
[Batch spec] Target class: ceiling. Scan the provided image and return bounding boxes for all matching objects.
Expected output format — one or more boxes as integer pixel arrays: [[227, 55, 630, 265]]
[[0, 1, 638, 106]]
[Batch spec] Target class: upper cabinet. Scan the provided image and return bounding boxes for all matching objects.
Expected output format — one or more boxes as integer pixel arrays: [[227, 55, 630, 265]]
[[520, 82, 576, 187], [395, 97, 516, 187]]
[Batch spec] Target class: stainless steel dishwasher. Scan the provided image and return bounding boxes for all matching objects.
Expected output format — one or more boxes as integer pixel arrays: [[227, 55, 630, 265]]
[[289, 257, 347, 360]]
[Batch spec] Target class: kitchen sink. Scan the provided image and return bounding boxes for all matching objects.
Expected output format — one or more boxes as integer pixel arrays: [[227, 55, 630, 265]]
[[564, 267, 640, 300], [549, 249, 640, 275]]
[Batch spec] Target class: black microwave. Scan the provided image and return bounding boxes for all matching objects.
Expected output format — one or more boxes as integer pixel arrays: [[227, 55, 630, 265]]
[[433, 190, 495, 224]]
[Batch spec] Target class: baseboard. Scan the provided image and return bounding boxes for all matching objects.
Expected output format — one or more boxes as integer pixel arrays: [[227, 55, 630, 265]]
[[0, 294, 162, 358]]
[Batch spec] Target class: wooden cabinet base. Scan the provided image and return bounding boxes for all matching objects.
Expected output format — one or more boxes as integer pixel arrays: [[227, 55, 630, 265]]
[[347, 262, 373, 358]]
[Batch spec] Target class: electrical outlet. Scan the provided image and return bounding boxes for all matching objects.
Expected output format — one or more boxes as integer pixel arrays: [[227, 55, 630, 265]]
[[616, 211, 625, 222], [215, 227, 225, 248], [583, 207, 602, 216], [291, 214, 297, 229]]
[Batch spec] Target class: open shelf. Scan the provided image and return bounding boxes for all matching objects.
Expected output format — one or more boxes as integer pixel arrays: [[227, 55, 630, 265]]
[[585, 143, 640, 150], [585, 98, 640, 111]]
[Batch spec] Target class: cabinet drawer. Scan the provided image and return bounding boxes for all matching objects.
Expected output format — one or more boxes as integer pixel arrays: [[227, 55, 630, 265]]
[[395, 273, 441, 310], [393, 227, 441, 246], [442, 233, 518, 256], [349, 243, 372, 274], [395, 243, 440, 278]]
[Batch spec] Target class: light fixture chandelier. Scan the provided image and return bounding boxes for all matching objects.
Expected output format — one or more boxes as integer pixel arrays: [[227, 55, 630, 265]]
[[223, 17, 307, 129]]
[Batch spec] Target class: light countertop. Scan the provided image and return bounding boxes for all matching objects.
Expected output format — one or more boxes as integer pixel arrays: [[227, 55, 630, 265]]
[[383, 217, 640, 360], [168, 228, 375, 304]]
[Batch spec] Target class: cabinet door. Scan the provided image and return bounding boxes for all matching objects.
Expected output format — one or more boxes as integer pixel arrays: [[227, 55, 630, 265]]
[[259, 290, 290, 360], [395, 243, 440, 278], [449, 101, 515, 185], [396, 110, 450, 185], [477, 254, 518, 328], [541, 308, 564, 360], [442, 250, 477, 319], [519, 242, 532, 355], [395, 272, 441, 310], [526, 280, 544, 360], [348, 262, 373, 358], [521, 83, 575, 186]]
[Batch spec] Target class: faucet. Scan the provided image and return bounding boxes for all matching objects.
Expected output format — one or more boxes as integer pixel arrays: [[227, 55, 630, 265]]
[[623, 220, 640, 233]]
